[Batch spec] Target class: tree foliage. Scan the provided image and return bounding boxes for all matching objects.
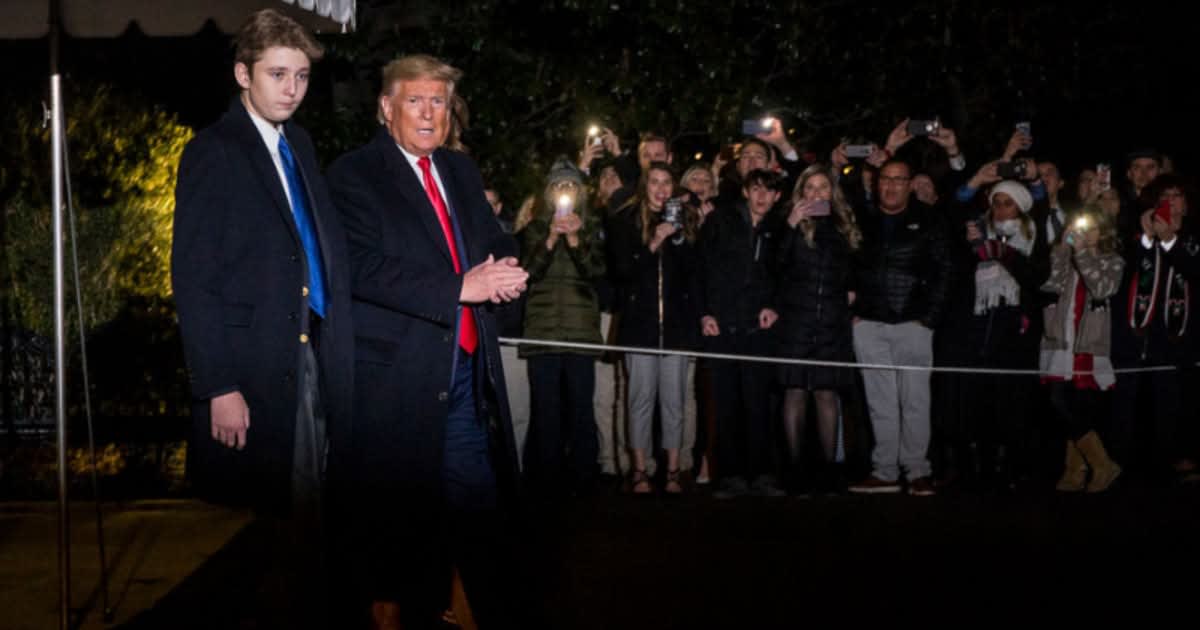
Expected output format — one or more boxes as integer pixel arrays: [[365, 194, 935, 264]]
[[309, 1, 1196, 203], [0, 84, 191, 338]]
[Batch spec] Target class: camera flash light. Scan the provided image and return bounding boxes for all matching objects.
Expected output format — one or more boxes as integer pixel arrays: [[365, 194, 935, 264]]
[[1074, 217, 1091, 230], [587, 125, 600, 137], [761, 117, 774, 130]]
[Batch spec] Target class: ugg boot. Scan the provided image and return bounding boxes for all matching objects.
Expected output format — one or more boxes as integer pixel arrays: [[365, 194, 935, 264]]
[[1076, 431, 1122, 493], [1054, 440, 1088, 492]]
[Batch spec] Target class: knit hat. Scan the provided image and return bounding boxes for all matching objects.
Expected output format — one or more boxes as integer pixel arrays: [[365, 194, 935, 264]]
[[989, 180, 1033, 214], [546, 157, 584, 187]]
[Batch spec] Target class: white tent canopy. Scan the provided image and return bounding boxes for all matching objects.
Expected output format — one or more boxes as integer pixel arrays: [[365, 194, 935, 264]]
[[0, 0, 355, 38]]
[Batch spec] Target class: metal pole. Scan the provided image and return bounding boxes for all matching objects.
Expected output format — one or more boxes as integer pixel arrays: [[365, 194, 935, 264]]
[[51, 72, 70, 630]]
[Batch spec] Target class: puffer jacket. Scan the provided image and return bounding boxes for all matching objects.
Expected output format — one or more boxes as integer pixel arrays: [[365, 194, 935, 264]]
[[852, 200, 954, 326], [775, 216, 854, 356], [519, 209, 606, 357]]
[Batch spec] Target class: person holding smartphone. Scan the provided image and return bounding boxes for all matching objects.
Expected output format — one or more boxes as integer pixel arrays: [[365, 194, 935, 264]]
[[519, 159, 608, 499], [775, 165, 863, 494], [1040, 209, 1125, 493]]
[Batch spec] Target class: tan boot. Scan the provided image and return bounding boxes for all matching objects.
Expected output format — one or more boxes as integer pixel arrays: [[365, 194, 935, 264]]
[[1076, 431, 1122, 493], [1055, 440, 1088, 492]]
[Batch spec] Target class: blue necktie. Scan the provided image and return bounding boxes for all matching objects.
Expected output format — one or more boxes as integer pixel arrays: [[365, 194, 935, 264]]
[[278, 134, 327, 318]]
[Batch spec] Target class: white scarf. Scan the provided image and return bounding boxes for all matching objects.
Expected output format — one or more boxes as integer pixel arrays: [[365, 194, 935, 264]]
[[973, 220, 1035, 315]]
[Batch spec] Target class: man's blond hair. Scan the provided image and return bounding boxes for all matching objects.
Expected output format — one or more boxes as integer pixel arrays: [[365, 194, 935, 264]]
[[376, 55, 463, 124]]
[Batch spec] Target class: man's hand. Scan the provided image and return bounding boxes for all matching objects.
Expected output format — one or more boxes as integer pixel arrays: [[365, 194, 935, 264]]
[[601, 127, 621, 156], [211, 391, 250, 450], [1018, 158, 1039, 182], [577, 141, 603, 173], [865, 145, 891, 169], [1002, 129, 1032, 160], [884, 118, 914, 155], [755, 118, 794, 155], [701, 315, 720, 337], [831, 143, 850, 169], [460, 255, 529, 304], [968, 161, 1002, 189], [930, 127, 960, 157], [758, 308, 779, 330]]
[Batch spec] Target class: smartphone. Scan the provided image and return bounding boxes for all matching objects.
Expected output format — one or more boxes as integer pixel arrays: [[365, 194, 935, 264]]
[[845, 144, 875, 159], [1096, 163, 1112, 192], [742, 117, 774, 135], [996, 161, 1025, 179], [806, 199, 832, 217], [907, 119, 940, 137], [1015, 121, 1032, 137], [587, 124, 603, 147], [1155, 200, 1173, 224], [555, 194, 573, 218]]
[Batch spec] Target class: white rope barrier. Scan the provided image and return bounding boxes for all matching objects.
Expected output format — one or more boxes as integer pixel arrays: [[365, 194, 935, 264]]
[[498, 337, 1187, 376]]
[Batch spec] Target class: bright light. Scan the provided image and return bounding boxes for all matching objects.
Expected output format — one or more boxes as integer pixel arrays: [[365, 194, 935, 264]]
[[587, 125, 601, 137], [1075, 216, 1091, 230], [761, 117, 775, 130], [694, 152, 703, 161]]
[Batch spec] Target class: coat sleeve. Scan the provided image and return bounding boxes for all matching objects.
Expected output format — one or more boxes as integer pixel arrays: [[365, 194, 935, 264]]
[[1072, 248, 1125, 300], [520, 218, 555, 284], [327, 157, 460, 327], [923, 213, 956, 328], [171, 135, 239, 400], [564, 214, 608, 282]]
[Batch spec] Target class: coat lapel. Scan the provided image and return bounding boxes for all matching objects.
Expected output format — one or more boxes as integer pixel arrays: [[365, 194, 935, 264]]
[[227, 102, 301, 246], [374, 130, 455, 268], [433, 149, 474, 267]]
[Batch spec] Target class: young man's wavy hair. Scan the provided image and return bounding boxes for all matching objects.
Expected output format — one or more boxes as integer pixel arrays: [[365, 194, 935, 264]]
[[234, 9, 323, 68]]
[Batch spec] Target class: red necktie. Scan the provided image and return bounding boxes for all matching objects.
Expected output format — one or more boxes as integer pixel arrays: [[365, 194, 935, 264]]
[[418, 156, 477, 354]]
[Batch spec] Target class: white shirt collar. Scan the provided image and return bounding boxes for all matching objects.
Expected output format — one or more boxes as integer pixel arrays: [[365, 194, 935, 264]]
[[244, 102, 284, 155]]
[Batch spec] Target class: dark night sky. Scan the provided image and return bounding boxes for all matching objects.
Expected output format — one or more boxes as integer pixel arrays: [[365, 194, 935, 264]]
[[3, 9, 1199, 186]]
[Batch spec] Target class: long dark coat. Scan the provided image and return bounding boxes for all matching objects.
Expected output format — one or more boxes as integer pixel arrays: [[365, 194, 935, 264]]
[[171, 99, 354, 514]]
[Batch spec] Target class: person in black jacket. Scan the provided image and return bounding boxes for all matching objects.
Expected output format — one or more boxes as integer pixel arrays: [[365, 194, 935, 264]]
[[700, 169, 787, 498], [848, 159, 954, 497], [776, 165, 862, 494], [608, 162, 701, 494]]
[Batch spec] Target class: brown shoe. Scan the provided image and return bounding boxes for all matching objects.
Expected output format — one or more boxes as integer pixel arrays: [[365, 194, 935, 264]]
[[907, 476, 936, 497], [848, 475, 902, 494]]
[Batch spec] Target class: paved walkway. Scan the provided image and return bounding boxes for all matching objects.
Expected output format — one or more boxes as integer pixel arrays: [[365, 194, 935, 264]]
[[3, 481, 1199, 628], [0, 500, 251, 630]]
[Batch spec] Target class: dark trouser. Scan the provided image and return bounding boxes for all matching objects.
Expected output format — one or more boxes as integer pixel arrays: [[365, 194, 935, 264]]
[[253, 342, 331, 628], [436, 350, 531, 628], [1111, 369, 1181, 476], [711, 331, 774, 481], [1049, 382, 1105, 442], [525, 353, 599, 494]]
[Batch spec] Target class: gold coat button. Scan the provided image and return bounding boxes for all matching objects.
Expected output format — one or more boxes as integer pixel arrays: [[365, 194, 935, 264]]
[[299, 333, 309, 344], [302, 286, 309, 297]]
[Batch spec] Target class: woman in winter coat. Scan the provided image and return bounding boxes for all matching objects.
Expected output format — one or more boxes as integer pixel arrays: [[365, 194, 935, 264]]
[[608, 162, 701, 493], [519, 159, 607, 496], [1040, 207, 1125, 493], [775, 165, 861, 492]]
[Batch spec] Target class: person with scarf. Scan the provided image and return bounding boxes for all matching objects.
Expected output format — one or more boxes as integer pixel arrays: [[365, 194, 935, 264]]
[[952, 172, 1049, 491], [1112, 174, 1200, 484], [1040, 208, 1125, 493]]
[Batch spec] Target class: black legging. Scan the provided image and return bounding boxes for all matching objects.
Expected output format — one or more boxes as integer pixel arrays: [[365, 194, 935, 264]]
[[1048, 381, 1103, 441]]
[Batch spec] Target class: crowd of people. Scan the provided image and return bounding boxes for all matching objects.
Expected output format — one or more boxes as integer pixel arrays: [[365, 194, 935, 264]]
[[490, 117, 1200, 500]]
